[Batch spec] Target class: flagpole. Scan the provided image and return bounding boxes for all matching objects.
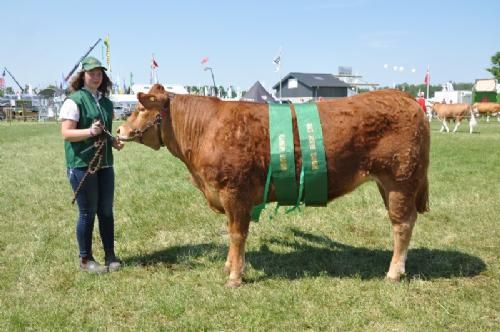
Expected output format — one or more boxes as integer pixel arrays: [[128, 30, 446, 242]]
[[204, 67, 216, 96], [151, 54, 154, 84], [279, 72, 282, 103], [426, 65, 430, 99], [273, 47, 282, 103]]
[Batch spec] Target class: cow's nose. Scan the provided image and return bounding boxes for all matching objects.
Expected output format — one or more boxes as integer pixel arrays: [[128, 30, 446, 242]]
[[116, 128, 121, 135]]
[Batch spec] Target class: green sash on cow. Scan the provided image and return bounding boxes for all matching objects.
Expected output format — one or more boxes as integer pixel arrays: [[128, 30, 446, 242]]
[[295, 103, 328, 206], [269, 104, 298, 205], [251, 102, 328, 221]]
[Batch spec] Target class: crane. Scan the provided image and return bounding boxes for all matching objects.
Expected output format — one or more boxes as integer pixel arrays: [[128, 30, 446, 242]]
[[3, 67, 24, 93], [64, 38, 102, 82]]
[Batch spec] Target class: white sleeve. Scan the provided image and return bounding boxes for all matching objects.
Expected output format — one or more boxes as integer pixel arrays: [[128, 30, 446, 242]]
[[59, 99, 80, 122]]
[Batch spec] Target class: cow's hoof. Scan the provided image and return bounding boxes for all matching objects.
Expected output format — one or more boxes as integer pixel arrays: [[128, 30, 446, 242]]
[[385, 273, 401, 282], [226, 278, 242, 288]]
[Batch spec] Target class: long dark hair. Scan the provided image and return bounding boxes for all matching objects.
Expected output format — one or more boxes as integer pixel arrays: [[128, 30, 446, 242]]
[[69, 69, 113, 96]]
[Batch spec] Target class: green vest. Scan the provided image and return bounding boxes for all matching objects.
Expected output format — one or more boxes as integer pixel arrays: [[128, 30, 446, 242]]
[[64, 89, 114, 168]]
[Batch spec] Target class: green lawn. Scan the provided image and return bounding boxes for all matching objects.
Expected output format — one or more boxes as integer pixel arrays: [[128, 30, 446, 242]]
[[0, 119, 499, 331]]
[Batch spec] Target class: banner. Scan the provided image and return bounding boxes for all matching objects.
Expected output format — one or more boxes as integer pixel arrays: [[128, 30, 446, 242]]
[[294, 103, 328, 206], [269, 104, 297, 205], [104, 35, 111, 71]]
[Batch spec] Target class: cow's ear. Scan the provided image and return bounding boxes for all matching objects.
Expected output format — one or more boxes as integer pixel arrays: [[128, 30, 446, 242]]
[[137, 92, 146, 104], [137, 92, 158, 109]]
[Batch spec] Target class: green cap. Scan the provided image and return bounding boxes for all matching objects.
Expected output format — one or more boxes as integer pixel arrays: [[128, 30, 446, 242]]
[[81, 56, 107, 71]]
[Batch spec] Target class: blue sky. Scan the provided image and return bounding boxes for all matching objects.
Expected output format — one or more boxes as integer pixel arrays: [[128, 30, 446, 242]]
[[1, 0, 499, 92]]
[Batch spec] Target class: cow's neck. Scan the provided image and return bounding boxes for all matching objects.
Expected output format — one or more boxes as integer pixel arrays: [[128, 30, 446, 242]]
[[165, 95, 218, 163]]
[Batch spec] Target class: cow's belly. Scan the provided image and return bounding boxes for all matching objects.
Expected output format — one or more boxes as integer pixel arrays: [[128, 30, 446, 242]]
[[328, 170, 373, 200]]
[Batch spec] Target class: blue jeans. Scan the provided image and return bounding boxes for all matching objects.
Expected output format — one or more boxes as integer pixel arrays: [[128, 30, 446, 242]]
[[67, 167, 115, 259]]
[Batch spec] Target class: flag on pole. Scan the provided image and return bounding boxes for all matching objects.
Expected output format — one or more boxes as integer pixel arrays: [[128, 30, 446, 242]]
[[151, 55, 159, 69], [200, 56, 208, 65], [273, 47, 282, 72], [104, 35, 111, 71], [273, 55, 281, 66], [424, 65, 430, 99], [2, 69, 5, 77], [151, 55, 159, 84], [273, 55, 281, 72], [424, 67, 430, 85]]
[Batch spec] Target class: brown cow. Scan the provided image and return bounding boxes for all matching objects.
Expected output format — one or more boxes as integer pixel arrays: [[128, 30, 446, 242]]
[[117, 85, 430, 287], [472, 102, 500, 122], [432, 102, 475, 133]]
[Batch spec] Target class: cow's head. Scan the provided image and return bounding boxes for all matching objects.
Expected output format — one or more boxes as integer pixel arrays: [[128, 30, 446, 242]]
[[117, 84, 171, 150]]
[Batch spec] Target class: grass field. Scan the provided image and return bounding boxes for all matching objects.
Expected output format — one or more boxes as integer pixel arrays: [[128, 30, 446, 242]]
[[0, 119, 499, 331]]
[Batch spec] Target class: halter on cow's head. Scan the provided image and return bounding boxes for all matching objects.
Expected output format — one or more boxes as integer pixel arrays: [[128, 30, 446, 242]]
[[117, 84, 172, 150]]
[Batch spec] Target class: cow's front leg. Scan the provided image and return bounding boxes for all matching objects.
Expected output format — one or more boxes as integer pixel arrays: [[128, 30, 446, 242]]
[[386, 191, 417, 281], [440, 119, 449, 132], [224, 207, 250, 287], [452, 120, 461, 133]]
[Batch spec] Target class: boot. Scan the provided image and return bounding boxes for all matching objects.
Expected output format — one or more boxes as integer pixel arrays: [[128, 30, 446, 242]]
[[105, 255, 122, 272], [80, 256, 107, 274]]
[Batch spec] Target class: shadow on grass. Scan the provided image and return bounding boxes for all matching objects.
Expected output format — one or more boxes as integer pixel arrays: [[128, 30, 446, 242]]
[[124, 228, 486, 281]]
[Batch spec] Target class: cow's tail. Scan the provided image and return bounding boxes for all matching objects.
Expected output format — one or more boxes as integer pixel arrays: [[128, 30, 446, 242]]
[[416, 177, 429, 213]]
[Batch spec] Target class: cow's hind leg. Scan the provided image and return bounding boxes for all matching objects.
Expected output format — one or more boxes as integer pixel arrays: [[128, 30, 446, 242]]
[[386, 190, 417, 281], [452, 119, 461, 132], [222, 199, 251, 287]]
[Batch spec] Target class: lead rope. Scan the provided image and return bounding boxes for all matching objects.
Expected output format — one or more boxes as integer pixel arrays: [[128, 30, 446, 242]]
[[71, 136, 106, 205]]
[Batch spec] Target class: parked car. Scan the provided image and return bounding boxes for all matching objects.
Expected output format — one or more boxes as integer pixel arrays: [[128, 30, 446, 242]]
[[113, 104, 136, 120]]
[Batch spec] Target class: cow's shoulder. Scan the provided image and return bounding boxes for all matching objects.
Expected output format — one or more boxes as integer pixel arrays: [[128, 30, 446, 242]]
[[194, 101, 269, 188]]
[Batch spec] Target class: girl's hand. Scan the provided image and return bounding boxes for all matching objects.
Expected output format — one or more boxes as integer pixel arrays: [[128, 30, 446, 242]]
[[89, 120, 103, 137], [112, 138, 124, 151]]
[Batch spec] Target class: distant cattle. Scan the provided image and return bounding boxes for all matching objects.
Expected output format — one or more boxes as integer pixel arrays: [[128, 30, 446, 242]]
[[472, 102, 500, 122], [432, 103, 475, 133], [117, 86, 430, 287]]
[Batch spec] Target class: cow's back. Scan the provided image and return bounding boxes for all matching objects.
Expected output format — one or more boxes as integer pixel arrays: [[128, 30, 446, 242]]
[[313, 90, 429, 199], [473, 102, 500, 113], [433, 103, 470, 118]]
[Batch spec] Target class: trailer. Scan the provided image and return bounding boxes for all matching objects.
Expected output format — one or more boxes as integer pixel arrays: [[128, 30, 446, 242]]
[[472, 78, 499, 103]]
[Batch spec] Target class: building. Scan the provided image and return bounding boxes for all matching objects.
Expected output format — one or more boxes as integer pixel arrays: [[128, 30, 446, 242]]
[[272, 72, 353, 103], [241, 81, 276, 103], [430, 81, 472, 104], [334, 66, 379, 92], [433, 90, 472, 104]]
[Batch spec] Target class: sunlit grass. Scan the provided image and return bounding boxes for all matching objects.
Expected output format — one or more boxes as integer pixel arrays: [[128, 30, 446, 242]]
[[0, 119, 499, 331]]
